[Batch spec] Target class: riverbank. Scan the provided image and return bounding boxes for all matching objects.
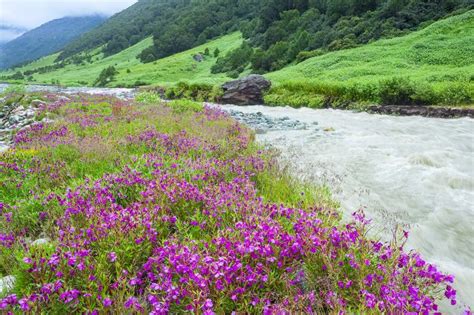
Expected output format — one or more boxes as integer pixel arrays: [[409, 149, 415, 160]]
[[138, 77, 474, 119], [4, 82, 474, 120], [369, 104, 474, 118], [261, 79, 473, 119], [0, 91, 466, 313]]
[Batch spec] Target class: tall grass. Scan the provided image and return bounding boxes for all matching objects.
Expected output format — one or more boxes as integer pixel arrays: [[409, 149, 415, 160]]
[[264, 79, 474, 109]]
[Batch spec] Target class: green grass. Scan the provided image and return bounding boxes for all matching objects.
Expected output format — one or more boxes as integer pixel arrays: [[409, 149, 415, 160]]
[[262, 11, 474, 108], [266, 11, 474, 86], [2, 33, 243, 87]]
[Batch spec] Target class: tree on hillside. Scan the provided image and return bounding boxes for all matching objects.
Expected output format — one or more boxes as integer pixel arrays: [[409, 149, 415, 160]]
[[95, 66, 118, 87]]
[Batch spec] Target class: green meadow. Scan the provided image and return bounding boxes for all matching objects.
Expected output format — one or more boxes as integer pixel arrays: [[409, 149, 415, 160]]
[[2, 33, 243, 87]]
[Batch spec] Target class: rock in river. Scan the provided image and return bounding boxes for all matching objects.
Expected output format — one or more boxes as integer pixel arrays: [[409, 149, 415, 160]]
[[221, 75, 271, 105]]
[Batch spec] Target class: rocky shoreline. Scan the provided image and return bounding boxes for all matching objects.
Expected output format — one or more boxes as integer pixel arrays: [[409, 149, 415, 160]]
[[368, 105, 474, 118], [225, 109, 309, 133], [0, 97, 48, 151]]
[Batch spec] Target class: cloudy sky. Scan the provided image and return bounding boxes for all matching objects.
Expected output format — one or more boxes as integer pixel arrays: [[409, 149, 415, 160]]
[[0, 0, 137, 30]]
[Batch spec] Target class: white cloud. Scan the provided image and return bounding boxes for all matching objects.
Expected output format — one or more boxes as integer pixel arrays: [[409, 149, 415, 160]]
[[0, 29, 25, 43], [0, 0, 137, 29]]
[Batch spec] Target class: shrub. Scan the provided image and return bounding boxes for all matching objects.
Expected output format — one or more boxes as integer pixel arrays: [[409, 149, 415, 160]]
[[296, 49, 326, 63], [378, 77, 417, 105], [94, 66, 118, 87], [211, 42, 253, 75], [164, 82, 223, 102], [438, 81, 474, 105], [136, 92, 161, 104], [133, 80, 149, 87], [10, 72, 24, 80], [226, 70, 240, 79], [166, 99, 203, 113]]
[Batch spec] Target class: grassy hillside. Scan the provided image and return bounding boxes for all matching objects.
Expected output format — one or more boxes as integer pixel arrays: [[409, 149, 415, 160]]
[[2, 33, 242, 87], [264, 10, 474, 108], [267, 10, 474, 85]]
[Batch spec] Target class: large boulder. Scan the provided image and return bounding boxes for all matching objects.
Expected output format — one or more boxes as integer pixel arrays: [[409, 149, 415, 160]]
[[221, 75, 271, 105]]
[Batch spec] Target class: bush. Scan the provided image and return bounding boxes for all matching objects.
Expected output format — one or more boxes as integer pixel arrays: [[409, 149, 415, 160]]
[[438, 81, 473, 105], [226, 70, 240, 79], [296, 49, 326, 63], [211, 42, 253, 75], [94, 66, 118, 87], [164, 82, 223, 103], [377, 78, 447, 105], [166, 99, 203, 113], [136, 92, 161, 104], [378, 78, 417, 105], [264, 87, 325, 108]]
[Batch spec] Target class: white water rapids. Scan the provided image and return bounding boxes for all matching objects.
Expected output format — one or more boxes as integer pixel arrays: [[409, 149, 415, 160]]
[[219, 105, 474, 311]]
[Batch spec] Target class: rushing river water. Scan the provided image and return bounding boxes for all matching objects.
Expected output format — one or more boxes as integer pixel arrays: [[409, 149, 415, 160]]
[[1, 85, 473, 310], [0, 83, 136, 98], [219, 105, 474, 311]]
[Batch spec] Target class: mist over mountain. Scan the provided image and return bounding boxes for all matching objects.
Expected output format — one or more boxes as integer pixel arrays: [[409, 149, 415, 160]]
[[0, 25, 29, 45]]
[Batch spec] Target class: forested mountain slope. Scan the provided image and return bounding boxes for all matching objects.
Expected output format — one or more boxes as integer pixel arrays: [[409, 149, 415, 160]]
[[57, 0, 472, 74], [57, 0, 260, 61], [0, 16, 105, 69]]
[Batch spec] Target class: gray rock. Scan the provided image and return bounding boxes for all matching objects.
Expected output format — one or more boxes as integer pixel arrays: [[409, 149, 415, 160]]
[[9, 115, 21, 124], [225, 108, 308, 131], [221, 75, 272, 105], [24, 108, 36, 117], [193, 54, 204, 62], [11, 108, 25, 116], [0, 275, 15, 293]]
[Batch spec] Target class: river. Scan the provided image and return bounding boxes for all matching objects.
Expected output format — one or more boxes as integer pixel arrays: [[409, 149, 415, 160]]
[[1, 85, 473, 310], [219, 104, 474, 311]]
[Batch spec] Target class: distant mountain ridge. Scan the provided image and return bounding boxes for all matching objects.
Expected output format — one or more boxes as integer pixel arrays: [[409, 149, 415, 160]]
[[0, 15, 106, 69]]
